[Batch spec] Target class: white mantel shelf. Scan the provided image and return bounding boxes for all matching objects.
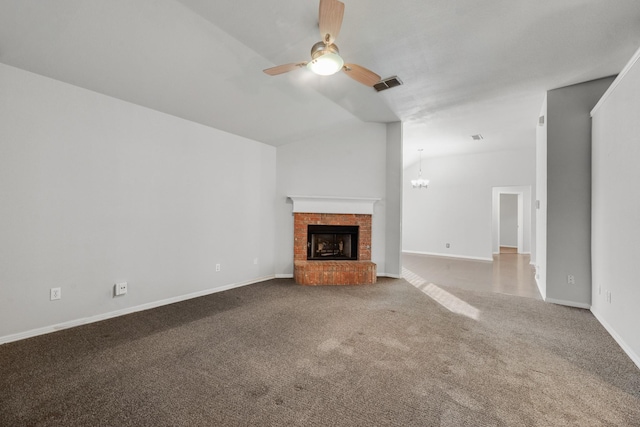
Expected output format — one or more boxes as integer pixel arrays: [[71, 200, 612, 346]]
[[288, 195, 380, 215]]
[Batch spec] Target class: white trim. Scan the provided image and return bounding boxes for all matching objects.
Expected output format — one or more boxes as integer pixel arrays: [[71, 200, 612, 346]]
[[494, 250, 532, 255], [288, 195, 380, 215], [535, 276, 546, 300], [0, 276, 274, 346], [403, 250, 493, 262], [275, 273, 294, 279], [591, 45, 640, 116], [544, 297, 591, 310], [591, 309, 640, 370]]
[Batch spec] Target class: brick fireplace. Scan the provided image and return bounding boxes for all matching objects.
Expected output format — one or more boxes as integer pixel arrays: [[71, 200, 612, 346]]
[[289, 196, 378, 286]]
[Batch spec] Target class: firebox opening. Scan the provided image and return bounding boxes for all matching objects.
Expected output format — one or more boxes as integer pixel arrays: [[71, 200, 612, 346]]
[[307, 225, 359, 261]]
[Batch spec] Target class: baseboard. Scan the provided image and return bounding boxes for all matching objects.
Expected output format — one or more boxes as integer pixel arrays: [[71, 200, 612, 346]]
[[591, 309, 640, 370], [275, 273, 293, 279], [0, 275, 275, 346], [544, 297, 591, 310], [403, 250, 492, 262], [378, 273, 402, 279], [535, 277, 546, 300]]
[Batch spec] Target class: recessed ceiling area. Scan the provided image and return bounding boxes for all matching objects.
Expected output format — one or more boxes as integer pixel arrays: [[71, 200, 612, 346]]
[[1, 0, 639, 160]]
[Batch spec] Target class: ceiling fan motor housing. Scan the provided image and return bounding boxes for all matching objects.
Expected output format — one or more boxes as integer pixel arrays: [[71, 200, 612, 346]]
[[310, 41, 340, 59]]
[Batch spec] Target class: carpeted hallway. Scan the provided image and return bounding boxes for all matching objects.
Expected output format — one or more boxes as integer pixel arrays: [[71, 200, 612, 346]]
[[1, 277, 639, 426]]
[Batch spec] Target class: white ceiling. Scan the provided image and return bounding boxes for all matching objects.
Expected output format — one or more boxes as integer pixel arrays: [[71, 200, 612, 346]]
[[1, 0, 640, 165]]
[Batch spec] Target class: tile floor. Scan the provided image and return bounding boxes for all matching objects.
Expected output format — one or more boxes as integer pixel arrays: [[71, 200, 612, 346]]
[[402, 252, 541, 300]]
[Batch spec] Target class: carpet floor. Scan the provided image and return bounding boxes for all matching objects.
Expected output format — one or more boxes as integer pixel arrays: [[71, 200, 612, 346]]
[[1, 278, 639, 426]]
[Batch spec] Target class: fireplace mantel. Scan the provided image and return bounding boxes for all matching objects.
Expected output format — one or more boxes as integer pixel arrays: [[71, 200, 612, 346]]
[[288, 196, 380, 215]]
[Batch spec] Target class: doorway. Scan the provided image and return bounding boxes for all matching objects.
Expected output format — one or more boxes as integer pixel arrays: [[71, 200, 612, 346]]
[[492, 186, 531, 256], [500, 194, 519, 253]]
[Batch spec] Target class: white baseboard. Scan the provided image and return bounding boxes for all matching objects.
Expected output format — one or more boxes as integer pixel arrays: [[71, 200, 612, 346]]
[[403, 250, 492, 262], [275, 273, 293, 279], [591, 309, 640, 370], [0, 275, 275, 346], [544, 297, 591, 310], [535, 277, 546, 300]]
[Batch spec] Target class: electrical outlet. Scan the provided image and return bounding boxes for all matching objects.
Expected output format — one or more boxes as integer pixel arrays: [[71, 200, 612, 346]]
[[216, 264, 221, 272], [50, 287, 61, 301], [567, 275, 575, 285], [446, 243, 450, 248], [114, 282, 128, 296], [606, 291, 612, 303]]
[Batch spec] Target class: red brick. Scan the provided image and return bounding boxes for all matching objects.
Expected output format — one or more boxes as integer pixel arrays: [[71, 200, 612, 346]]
[[293, 213, 375, 284]]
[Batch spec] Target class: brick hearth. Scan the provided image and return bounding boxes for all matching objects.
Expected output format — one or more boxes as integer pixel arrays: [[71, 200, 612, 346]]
[[293, 213, 377, 285]]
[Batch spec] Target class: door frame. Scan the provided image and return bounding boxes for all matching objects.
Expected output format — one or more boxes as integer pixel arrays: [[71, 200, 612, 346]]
[[492, 186, 532, 255]]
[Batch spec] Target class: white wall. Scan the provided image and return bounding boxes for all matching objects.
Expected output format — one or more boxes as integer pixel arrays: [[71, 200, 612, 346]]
[[403, 148, 535, 260], [536, 96, 548, 298], [275, 122, 389, 276], [0, 64, 277, 342], [542, 77, 614, 308], [500, 194, 518, 247], [385, 122, 403, 278], [591, 47, 640, 368]]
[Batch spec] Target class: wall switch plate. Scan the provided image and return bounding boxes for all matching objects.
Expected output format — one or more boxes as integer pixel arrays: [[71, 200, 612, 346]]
[[567, 275, 575, 285], [115, 282, 128, 296], [50, 287, 61, 300], [446, 243, 450, 248], [253, 258, 258, 265], [215, 264, 221, 272]]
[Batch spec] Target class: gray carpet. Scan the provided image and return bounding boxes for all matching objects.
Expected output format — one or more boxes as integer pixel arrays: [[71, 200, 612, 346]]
[[1, 278, 639, 426]]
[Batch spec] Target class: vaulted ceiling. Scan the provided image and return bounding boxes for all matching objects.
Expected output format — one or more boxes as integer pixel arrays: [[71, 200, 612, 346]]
[[1, 0, 639, 165]]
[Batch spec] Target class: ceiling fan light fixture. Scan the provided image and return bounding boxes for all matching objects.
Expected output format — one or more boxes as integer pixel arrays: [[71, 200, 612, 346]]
[[307, 51, 344, 76]]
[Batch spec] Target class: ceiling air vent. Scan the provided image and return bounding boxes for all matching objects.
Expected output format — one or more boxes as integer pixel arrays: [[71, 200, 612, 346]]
[[374, 76, 403, 92], [471, 134, 484, 141]]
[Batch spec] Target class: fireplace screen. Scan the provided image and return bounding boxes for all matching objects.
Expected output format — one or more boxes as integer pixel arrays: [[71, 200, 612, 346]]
[[307, 225, 359, 261]]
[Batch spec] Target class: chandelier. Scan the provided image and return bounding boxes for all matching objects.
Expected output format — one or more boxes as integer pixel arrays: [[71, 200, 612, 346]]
[[411, 149, 429, 189]]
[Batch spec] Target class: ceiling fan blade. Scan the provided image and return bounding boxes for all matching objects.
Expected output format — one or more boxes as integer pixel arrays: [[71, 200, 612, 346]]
[[319, 0, 344, 45], [342, 63, 381, 87], [263, 62, 307, 76]]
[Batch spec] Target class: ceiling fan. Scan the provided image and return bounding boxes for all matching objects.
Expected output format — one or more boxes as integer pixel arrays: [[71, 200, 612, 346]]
[[263, 0, 381, 87]]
